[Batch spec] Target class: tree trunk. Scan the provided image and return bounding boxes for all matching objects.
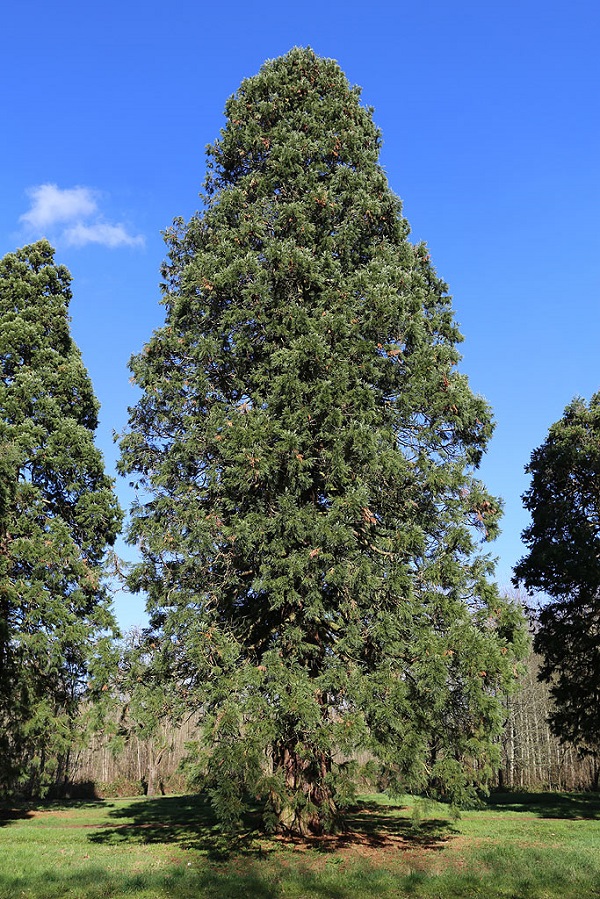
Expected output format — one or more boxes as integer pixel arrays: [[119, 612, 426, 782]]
[[272, 741, 336, 836], [144, 745, 166, 797], [591, 753, 600, 791]]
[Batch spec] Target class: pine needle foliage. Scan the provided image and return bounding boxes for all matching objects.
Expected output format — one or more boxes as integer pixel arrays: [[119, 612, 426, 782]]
[[119, 48, 527, 834], [0, 241, 122, 797], [514, 393, 600, 774]]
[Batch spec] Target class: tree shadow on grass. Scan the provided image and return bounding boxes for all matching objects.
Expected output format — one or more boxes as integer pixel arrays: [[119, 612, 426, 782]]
[[89, 793, 234, 859], [0, 805, 33, 827], [291, 800, 453, 855], [89, 793, 452, 861], [0, 865, 278, 899], [486, 791, 600, 820], [0, 861, 402, 899], [0, 797, 111, 828]]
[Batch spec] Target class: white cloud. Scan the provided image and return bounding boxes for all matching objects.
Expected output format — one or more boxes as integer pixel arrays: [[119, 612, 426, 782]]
[[20, 184, 98, 229], [19, 183, 144, 250], [63, 222, 145, 249]]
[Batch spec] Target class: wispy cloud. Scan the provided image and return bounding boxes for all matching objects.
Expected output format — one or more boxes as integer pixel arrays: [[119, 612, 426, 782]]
[[19, 183, 144, 249], [64, 222, 145, 249], [20, 184, 98, 229]]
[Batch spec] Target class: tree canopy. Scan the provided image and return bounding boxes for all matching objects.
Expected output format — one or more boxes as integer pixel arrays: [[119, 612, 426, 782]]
[[119, 48, 527, 834], [514, 393, 600, 765], [0, 240, 122, 796]]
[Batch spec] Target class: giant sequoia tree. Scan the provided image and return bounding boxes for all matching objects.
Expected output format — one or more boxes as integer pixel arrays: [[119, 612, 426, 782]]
[[120, 48, 527, 833], [0, 241, 122, 796], [514, 393, 600, 776]]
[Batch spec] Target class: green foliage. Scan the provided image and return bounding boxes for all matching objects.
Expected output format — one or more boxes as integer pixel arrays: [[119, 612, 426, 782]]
[[119, 48, 528, 833], [0, 240, 122, 797], [514, 393, 600, 763]]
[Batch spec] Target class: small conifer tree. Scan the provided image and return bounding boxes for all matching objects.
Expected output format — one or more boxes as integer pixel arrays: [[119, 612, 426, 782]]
[[0, 241, 122, 796], [120, 49, 527, 834]]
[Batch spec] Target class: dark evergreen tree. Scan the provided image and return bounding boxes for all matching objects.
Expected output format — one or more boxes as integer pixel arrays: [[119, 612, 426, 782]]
[[119, 48, 527, 834], [514, 393, 600, 779], [0, 241, 122, 796]]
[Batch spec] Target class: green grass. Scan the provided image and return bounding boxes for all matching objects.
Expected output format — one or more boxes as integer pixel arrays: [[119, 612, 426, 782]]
[[0, 790, 599, 898]]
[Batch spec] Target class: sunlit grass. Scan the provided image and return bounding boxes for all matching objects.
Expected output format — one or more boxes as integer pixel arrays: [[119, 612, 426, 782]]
[[0, 791, 599, 897]]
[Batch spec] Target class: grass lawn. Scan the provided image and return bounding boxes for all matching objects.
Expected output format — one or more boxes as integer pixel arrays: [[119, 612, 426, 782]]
[[0, 790, 599, 898]]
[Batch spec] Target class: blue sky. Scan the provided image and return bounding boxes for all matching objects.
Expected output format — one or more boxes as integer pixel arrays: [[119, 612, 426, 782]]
[[2, 0, 599, 629]]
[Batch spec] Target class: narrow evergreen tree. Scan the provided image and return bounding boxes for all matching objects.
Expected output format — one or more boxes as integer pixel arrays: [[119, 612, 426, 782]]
[[514, 393, 600, 777], [0, 241, 122, 796], [119, 48, 527, 834]]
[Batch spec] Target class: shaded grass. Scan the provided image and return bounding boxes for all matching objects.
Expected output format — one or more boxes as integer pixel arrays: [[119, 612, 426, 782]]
[[0, 791, 599, 897], [487, 790, 600, 819]]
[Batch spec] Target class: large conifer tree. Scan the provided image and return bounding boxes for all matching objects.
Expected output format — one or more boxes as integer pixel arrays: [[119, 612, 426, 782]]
[[0, 241, 122, 796], [514, 393, 600, 779], [120, 49, 527, 833]]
